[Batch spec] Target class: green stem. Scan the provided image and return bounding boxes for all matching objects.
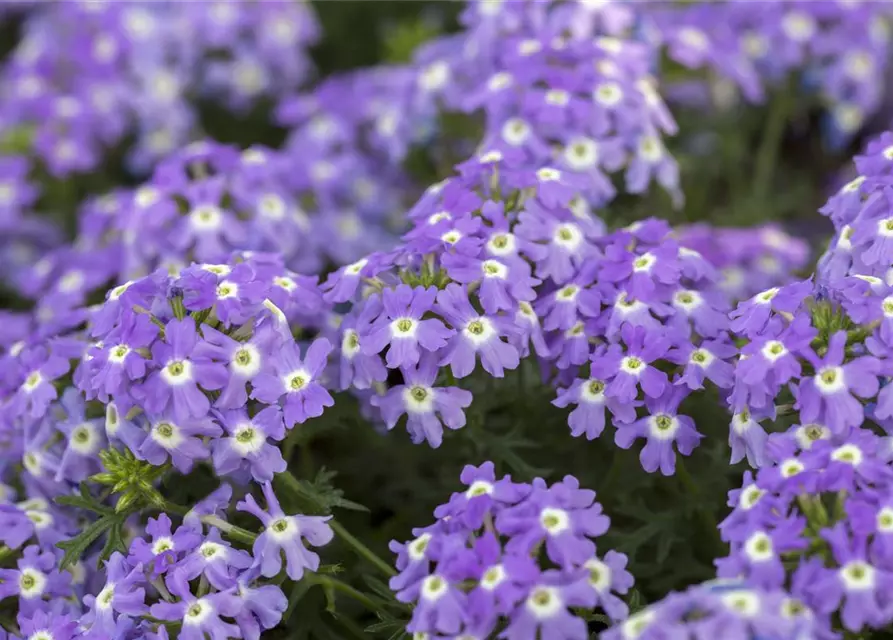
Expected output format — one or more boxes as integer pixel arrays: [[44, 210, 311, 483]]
[[0, 546, 14, 563], [330, 520, 396, 578], [158, 501, 258, 546], [753, 86, 791, 202], [309, 574, 381, 612]]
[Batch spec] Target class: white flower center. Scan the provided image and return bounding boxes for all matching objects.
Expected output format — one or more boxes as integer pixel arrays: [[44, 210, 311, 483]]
[[526, 586, 562, 619], [815, 367, 845, 394], [465, 480, 494, 498], [403, 386, 435, 413], [151, 422, 183, 449], [19, 568, 46, 599], [744, 532, 774, 562], [841, 561, 876, 591], [421, 575, 448, 602], [584, 557, 612, 592], [480, 564, 505, 590], [832, 444, 863, 466], [464, 317, 495, 346], [190, 205, 223, 231], [564, 137, 598, 170], [540, 507, 570, 535], [162, 359, 193, 386]]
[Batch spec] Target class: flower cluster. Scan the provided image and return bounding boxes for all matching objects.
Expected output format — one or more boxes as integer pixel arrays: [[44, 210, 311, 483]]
[[645, 2, 893, 142], [602, 579, 817, 640], [717, 426, 893, 634], [409, 0, 680, 207], [676, 223, 810, 302], [0, 1, 319, 174], [390, 462, 632, 639], [819, 130, 893, 284]]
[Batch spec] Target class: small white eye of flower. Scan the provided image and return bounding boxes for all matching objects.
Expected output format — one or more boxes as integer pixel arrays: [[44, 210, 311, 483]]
[[593, 82, 623, 107], [540, 507, 570, 535], [832, 443, 863, 466], [840, 561, 876, 591], [480, 564, 505, 590], [190, 205, 223, 231], [563, 137, 598, 170], [553, 223, 582, 250], [782, 11, 816, 42], [488, 72, 512, 91], [408, 533, 432, 561], [815, 366, 846, 394], [18, 569, 47, 599], [648, 414, 679, 440], [721, 590, 760, 616], [403, 385, 435, 413], [421, 575, 449, 601], [464, 317, 495, 345], [465, 480, 494, 498], [738, 485, 765, 510], [419, 61, 450, 92], [502, 118, 530, 146], [744, 531, 774, 561], [526, 586, 563, 619], [638, 135, 663, 161]]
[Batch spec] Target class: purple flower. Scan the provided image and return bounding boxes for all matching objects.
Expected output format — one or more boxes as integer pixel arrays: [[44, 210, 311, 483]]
[[0, 545, 70, 614], [497, 476, 610, 568], [433, 461, 530, 529], [361, 285, 453, 369], [80, 552, 147, 635], [615, 387, 702, 475], [372, 355, 473, 448], [250, 337, 334, 428], [127, 514, 201, 578], [729, 408, 770, 468], [810, 524, 893, 632], [8, 345, 69, 419], [553, 376, 637, 441], [176, 528, 252, 591], [730, 279, 813, 338], [138, 413, 221, 473], [194, 325, 267, 410], [668, 339, 736, 391], [212, 407, 285, 482], [436, 283, 520, 379], [501, 571, 596, 640], [149, 571, 241, 640], [233, 568, 288, 640], [237, 482, 333, 580], [590, 324, 670, 404], [796, 331, 880, 434], [139, 318, 228, 422]]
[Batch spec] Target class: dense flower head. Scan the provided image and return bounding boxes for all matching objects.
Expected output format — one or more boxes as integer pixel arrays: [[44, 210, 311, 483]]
[[323, 145, 747, 471], [420, 0, 681, 207], [0, 1, 320, 175], [717, 426, 893, 634], [644, 1, 893, 143], [819, 130, 893, 284], [601, 578, 818, 640], [725, 270, 893, 470], [676, 224, 810, 302], [389, 461, 632, 639]]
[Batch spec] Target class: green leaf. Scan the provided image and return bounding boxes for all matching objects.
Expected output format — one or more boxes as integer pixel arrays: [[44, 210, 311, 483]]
[[57, 514, 121, 570], [98, 519, 128, 568]]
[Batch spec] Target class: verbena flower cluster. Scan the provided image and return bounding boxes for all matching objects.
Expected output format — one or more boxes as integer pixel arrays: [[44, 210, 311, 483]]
[[0, 1, 319, 175], [602, 579, 817, 640], [390, 462, 632, 639], [645, 1, 893, 143]]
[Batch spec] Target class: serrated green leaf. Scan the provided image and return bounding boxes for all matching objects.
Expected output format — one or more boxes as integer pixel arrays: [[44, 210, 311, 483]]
[[57, 515, 119, 570], [54, 494, 114, 516]]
